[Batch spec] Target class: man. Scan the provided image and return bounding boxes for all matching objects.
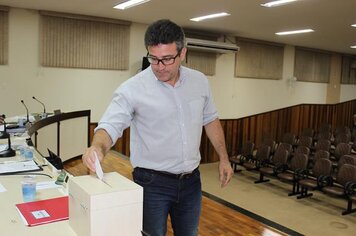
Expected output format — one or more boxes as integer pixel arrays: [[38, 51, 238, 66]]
[[82, 19, 233, 236]]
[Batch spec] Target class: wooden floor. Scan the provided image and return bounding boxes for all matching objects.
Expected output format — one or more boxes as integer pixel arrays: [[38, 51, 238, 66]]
[[64, 151, 288, 236]]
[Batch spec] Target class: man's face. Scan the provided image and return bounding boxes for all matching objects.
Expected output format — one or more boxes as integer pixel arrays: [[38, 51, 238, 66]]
[[147, 43, 186, 85]]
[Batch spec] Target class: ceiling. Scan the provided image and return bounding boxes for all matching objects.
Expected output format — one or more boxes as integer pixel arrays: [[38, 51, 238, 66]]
[[1, 0, 356, 55]]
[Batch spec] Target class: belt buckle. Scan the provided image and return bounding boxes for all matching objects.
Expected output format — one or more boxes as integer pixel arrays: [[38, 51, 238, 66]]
[[179, 170, 193, 180]]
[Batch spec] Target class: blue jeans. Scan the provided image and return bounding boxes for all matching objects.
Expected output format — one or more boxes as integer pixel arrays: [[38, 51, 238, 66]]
[[133, 167, 202, 236]]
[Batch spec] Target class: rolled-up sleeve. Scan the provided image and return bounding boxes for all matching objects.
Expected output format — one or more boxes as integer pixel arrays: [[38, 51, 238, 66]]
[[202, 81, 218, 126], [95, 87, 134, 146]]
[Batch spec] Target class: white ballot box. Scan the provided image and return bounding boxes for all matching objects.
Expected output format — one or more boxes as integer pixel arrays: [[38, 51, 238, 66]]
[[68, 172, 143, 236]]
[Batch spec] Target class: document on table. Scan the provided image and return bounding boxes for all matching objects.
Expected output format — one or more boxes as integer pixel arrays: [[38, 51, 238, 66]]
[[0, 160, 41, 174]]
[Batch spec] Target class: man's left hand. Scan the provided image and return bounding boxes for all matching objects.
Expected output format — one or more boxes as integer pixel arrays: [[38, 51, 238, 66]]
[[219, 159, 234, 187]]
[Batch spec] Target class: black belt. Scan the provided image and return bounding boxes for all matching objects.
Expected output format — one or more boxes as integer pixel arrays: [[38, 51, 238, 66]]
[[136, 167, 198, 180]]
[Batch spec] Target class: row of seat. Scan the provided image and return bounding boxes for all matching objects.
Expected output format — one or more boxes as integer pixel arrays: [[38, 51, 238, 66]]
[[279, 125, 356, 153], [229, 127, 356, 215], [296, 159, 356, 215], [230, 140, 354, 175]]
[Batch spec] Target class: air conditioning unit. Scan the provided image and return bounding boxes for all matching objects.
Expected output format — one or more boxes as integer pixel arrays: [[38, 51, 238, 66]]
[[186, 37, 239, 54]]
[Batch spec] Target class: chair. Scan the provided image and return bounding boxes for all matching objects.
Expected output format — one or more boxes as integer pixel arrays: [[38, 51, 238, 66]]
[[313, 139, 331, 153], [322, 164, 356, 215], [330, 143, 351, 163], [255, 146, 288, 184], [277, 142, 293, 158], [310, 149, 330, 164], [332, 154, 356, 178], [343, 186, 356, 215], [294, 145, 310, 157], [297, 158, 333, 199], [282, 132, 296, 146], [333, 133, 351, 148], [337, 155, 356, 168], [297, 136, 313, 149], [316, 131, 332, 141], [261, 137, 276, 156], [229, 141, 255, 172], [277, 153, 309, 196], [242, 144, 271, 171]]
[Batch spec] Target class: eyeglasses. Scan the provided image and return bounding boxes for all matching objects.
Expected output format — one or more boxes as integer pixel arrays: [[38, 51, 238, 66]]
[[146, 52, 180, 66]]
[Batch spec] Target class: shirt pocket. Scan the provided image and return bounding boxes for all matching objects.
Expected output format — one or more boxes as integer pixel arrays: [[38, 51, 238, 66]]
[[188, 98, 204, 124]]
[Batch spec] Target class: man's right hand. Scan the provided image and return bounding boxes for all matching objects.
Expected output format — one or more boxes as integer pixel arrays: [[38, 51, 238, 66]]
[[82, 129, 112, 172], [82, 146, 104, 172]]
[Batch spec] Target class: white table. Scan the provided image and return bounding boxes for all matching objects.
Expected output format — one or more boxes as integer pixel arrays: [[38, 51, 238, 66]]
[[0, 137, 76, 236]]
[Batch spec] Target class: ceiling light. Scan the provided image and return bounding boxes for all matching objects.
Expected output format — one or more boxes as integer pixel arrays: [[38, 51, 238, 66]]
[[352, 24, 356, 27], [275, 29, 314, 35], [261, 0, 298, 8], [190, 12, 230, 22], [113, 0, 150, 10], [351, 46, 356, 49]]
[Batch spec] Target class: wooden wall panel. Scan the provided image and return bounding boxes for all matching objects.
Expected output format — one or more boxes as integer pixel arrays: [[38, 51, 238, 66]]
[[89, 100, 356, 164], [89, 123, 131, 157], [201, 99, 356, 163]]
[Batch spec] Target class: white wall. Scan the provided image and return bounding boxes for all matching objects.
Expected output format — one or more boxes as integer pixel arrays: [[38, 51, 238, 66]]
[[1, 8, 355, 121], [340, 84, 356, 102], [209, 45, 331, 118], [0, 8, 147, 121]]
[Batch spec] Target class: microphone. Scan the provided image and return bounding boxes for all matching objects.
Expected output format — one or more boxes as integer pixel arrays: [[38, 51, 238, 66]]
[[0, 116, 16, 157], [21, 100, 30, 124], [0, 114, 7, 139], [32, 96, 46, 114], [0, 114, 4, 124]]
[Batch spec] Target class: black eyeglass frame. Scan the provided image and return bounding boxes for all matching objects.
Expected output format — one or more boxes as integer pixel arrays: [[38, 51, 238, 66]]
[[145, 52, 181, 66]]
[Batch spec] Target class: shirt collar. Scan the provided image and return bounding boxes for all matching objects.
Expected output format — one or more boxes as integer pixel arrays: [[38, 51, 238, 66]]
[[153, 66, 186, 88]]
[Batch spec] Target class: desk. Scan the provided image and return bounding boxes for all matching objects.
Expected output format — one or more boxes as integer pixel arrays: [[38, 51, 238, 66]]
[[1, 136, 142, 236], [0, 137, 76, 236]]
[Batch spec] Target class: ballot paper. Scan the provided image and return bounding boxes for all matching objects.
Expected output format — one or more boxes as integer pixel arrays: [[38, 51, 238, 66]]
[[94, 151, 104, 180], [0, 182, 6, 192]]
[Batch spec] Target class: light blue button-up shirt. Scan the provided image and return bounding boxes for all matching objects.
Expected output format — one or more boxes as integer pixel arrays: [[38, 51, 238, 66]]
[[96, 66, 218, 174]]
